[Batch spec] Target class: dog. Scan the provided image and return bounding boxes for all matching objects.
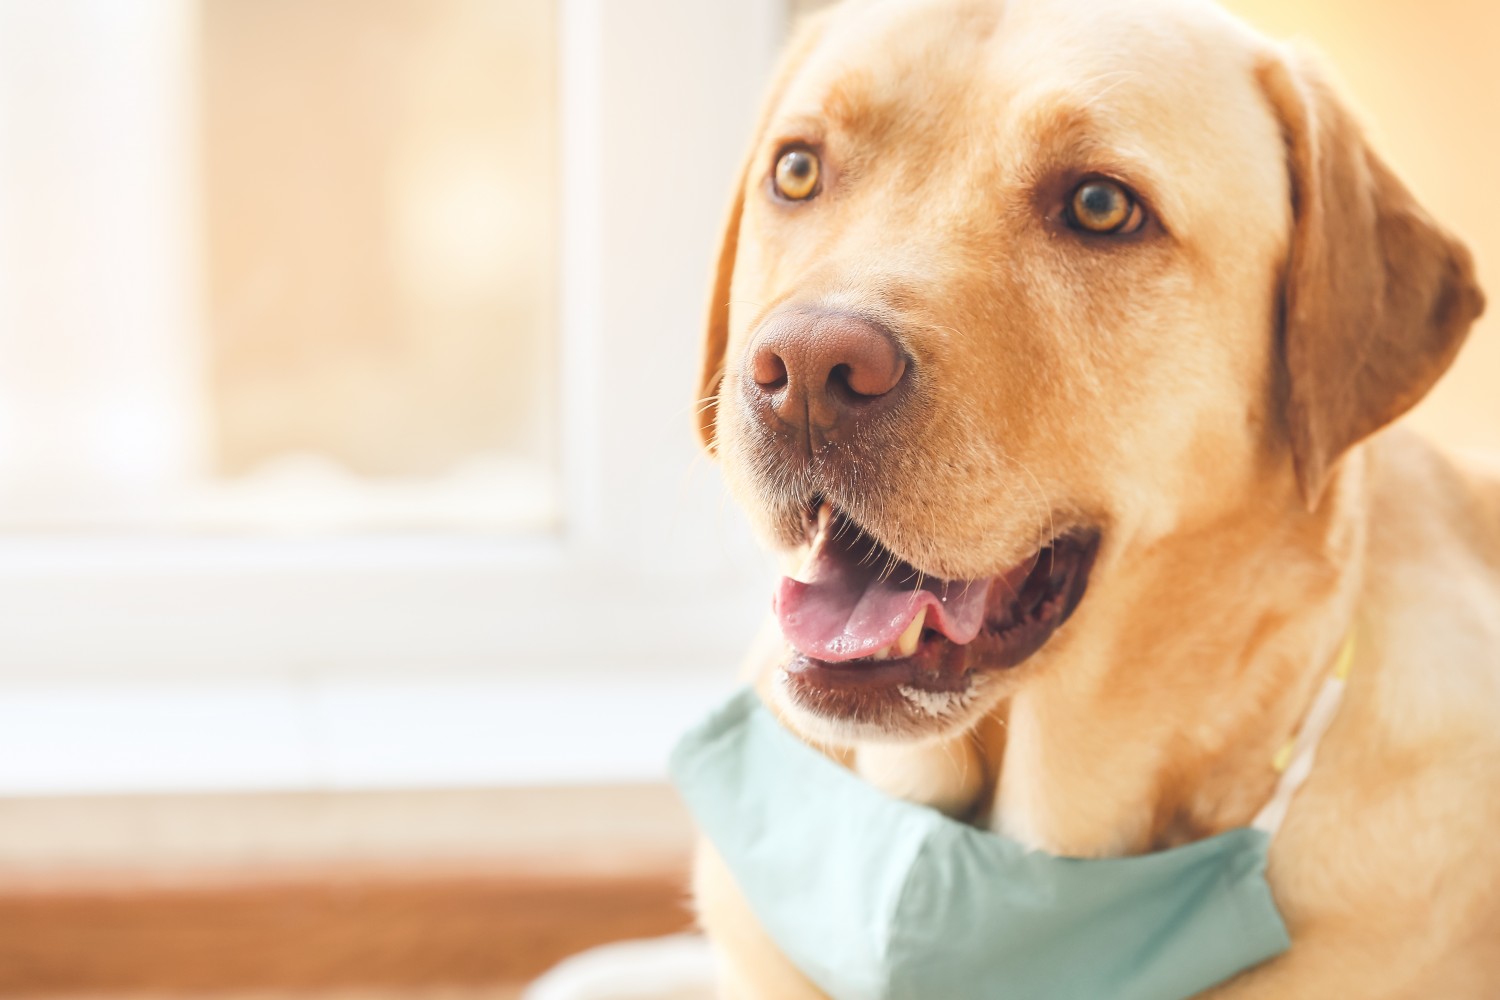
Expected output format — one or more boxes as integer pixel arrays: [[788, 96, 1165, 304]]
[[687, 0, 1499, 995]]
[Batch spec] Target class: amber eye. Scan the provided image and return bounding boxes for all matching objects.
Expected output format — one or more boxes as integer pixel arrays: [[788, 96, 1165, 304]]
[[1067, 179, 1144, 234], [773, 148, 820, 200]]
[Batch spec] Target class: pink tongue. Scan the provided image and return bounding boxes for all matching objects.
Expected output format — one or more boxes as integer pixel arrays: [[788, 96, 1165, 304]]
[[773, 524, 992, 662]]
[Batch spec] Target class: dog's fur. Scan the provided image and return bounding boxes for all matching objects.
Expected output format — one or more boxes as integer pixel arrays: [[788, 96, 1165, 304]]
[[691, 0, 1499, 995]]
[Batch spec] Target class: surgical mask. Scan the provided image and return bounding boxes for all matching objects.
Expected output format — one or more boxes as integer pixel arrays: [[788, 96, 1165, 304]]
[[671, 642, 1351, 1000]]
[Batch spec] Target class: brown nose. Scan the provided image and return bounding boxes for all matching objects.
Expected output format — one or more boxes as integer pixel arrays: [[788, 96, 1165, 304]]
[[743, 310, 910, 444]]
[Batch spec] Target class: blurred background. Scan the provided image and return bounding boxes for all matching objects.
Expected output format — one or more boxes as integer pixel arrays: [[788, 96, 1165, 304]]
[[0, 0, 1494, 997]]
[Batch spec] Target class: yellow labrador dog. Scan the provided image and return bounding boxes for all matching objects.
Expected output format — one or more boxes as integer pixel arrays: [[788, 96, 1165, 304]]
[[690, 0, 1498, 995]]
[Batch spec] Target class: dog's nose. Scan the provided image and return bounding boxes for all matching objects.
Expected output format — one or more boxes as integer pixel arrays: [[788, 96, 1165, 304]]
[[744, 311, 909, 443]]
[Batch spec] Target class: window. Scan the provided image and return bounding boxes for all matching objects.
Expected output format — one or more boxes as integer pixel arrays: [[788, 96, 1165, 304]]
[[0, 0, 784, 793], [1, 0, 559, 533]]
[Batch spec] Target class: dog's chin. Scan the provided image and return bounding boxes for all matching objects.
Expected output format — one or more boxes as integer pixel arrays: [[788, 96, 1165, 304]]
[[770, 665, 1007, 746], [765, 507, 1101, 746]]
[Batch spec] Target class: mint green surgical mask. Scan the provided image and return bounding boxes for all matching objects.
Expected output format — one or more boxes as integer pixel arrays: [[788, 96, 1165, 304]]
[[670, 684, 1338, 1000]]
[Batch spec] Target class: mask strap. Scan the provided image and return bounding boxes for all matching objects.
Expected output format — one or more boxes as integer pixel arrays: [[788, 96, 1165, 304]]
[[1250, 631, 1356, 835]]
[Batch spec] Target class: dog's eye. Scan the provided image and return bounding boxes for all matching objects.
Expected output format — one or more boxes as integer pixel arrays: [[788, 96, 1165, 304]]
[[773, 148, 820, 201], [1067, 179, 1144, 235]]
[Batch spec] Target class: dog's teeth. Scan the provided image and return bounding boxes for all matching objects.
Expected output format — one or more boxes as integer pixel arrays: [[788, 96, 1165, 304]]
[[793, 504, 833, 583], [870, 644, 894, 661], [896, 608, 926, 657], [793, 547, 818, 584]]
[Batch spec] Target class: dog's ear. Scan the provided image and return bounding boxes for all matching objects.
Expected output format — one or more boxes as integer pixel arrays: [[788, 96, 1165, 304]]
[[696, 14, 830, 452], [1257, 50, 1484, 508]]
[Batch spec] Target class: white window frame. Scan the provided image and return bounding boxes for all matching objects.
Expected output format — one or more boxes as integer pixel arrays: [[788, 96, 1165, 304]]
[[0, 0, 785, 794]]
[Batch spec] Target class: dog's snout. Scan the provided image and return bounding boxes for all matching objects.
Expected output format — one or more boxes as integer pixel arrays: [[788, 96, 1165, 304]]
[[744, 311, 910, 443]]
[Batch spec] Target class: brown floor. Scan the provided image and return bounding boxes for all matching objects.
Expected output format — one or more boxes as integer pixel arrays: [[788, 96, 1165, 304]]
[[0, 786, 694, 998]]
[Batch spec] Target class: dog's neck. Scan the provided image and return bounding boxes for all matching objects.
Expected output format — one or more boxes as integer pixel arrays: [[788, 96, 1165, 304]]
[[988, 456, 1368, 858]]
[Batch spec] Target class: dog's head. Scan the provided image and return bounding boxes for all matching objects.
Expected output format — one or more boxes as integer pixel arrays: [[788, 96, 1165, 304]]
[[697, 0, 1483, 744]]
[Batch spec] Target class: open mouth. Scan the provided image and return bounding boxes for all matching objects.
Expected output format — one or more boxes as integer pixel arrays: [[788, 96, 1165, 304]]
[[773, 503, 1100, 727]]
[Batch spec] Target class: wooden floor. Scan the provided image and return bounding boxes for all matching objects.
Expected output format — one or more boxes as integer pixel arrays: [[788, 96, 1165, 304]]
[[0, 785, 696, 997]]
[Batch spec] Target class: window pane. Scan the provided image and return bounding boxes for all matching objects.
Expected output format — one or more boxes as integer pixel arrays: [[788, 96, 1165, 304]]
[[199, 0, 558, 528], [0, 0, 559, 532]]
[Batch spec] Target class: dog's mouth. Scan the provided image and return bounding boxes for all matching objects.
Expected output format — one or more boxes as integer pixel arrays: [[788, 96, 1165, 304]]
[[773, 502, 1100, 735]]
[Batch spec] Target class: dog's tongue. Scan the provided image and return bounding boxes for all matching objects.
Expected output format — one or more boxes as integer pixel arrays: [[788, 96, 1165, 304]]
[[773, 515, 991, 662]]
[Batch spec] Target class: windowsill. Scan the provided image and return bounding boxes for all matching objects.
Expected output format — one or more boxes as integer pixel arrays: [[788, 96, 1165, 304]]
[[0, 675, 735, 796]]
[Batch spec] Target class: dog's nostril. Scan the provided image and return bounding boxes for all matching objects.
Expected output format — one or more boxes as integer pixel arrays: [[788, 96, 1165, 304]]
[[753, 349, 789, 390], [829, 359, 906, 401], [827, 363, 864, 402], [839, 339, 906, 399]]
